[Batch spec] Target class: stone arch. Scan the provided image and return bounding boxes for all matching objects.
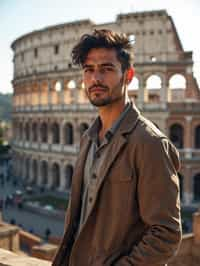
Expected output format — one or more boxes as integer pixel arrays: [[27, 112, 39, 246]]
[[40, 122, 48, 143], [65, 164, 73, 189], [195, 125, 200, 148], [40, 161, 48, 185], [169, 74, 186, 89], [80, 123, 89, 137], [52, 122, 60, 144], [52, 162, 60, 189], [169, 123, 184, 149], [32, 122, 38, 142], [193, 173, 200, 201], [32, 159, 38, 184], [64, 122, 74, 144], [128, 77, 139, 90]]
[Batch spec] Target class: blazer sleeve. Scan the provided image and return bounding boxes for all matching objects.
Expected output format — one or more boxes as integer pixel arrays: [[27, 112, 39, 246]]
[[114, 137, 182, 266]]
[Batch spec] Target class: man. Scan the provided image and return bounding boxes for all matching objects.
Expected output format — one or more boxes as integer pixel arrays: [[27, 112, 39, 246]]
[[53, 29, 182, 266]]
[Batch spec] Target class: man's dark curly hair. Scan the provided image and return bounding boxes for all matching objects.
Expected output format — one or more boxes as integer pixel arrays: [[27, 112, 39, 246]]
[[71, 29, 133, 72]]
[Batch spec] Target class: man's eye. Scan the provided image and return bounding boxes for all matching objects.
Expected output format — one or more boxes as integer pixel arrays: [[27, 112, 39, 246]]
[[102, 67, 114, 72], [84, 68, 93, 73]]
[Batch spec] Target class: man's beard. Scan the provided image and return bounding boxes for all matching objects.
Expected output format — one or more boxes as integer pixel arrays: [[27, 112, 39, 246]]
[[89, 95, 113, 107], [86, 79, 124, 107]]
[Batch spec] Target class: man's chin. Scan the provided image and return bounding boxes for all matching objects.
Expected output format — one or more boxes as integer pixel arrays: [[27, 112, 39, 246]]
[[89, 98, 111, 107]]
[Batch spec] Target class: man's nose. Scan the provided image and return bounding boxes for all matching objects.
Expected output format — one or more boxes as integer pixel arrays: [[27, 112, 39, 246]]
[[92, 70, 103, 83]]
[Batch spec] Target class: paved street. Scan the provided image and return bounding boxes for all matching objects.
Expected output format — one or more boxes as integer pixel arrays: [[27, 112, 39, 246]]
[[0, 173, 66, 238], [2, 206, 65, 238]]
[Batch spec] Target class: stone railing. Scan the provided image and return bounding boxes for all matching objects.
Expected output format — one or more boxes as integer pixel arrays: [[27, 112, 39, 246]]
[[0, 248, 51, 266]]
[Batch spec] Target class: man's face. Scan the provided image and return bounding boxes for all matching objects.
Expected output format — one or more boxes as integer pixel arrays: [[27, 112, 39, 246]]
[[82, 48, 126, 107]]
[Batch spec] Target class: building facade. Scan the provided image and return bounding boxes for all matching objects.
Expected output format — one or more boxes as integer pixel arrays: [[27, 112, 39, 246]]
[[11, 10, 200, 205]]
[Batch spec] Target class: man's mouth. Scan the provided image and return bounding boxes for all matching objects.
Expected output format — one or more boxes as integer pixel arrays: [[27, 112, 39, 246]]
[[89, 86, 107, 93]]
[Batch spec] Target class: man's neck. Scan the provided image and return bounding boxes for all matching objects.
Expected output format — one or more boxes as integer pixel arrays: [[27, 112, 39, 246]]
[[98, 98, 128, 139]]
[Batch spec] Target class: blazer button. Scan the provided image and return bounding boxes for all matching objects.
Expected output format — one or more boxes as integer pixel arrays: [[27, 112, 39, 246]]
[[92, 173, 97, 179]]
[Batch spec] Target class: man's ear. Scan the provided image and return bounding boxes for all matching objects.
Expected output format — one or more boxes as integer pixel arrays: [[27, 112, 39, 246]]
[[126, 67, 135, 84]]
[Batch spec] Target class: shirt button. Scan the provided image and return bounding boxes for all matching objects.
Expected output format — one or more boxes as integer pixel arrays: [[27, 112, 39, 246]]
[[95, 152, 100, 159], [89, 197, 93, 203], [92, 173, 97, 179]]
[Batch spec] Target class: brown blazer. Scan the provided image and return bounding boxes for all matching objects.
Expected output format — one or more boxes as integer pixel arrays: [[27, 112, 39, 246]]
[[52, 104, 182, 266]]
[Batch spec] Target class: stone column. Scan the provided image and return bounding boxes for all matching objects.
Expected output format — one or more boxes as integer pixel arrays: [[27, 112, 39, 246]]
[[160, 77, 169, 108], [38, 81, 42, 108], [185, 73, 195, 99], [184, 165, 193, 205], [185, 115, 192, 159], [47, 119, 52, 145], [37, 159, 42, 186], [60, 119, 64, 146], [47, 80, 52, 107], [138, 77, 145, 109], [59, 78, 65, 106], [29, 82, 33, 108], [48, 162, 53, 189], [73, 118, 80, 145], [29, 158, 33, 184], [59, 161, 66, 191]]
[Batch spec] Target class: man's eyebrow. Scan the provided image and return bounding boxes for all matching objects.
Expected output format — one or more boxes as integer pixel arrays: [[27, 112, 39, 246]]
[[101, 63, 116, 67], [83, 63, 116, 68], [83, 64, 93, 69]]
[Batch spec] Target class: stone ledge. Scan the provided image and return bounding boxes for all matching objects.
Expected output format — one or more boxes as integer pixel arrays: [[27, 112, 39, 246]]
[[0, 248, 51, 266]]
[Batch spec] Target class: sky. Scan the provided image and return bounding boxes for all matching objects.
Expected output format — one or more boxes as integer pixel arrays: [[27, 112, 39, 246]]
[[0, 0, 200, 94]]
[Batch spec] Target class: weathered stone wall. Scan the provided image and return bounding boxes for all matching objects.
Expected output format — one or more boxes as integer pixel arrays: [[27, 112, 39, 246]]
[[0, 248, 51, 266]]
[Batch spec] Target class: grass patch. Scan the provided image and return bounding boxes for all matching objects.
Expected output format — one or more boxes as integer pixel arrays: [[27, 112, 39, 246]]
[[25, 195, 68, 210]]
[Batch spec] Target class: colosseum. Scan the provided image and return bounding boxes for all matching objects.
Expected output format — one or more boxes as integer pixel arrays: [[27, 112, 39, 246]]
[[11, 9, 200, 206]]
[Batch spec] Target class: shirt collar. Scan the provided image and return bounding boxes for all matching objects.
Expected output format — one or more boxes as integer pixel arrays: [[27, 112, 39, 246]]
[[87, 102, 131, 143]]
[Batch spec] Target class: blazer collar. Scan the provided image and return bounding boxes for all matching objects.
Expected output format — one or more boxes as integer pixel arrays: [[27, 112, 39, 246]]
[[87, 101, 140, 140]]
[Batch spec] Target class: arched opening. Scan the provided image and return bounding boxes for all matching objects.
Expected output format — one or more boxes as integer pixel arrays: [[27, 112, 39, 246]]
[[80, 123, 89, 137], [193, 173, 200, 201], [65, 165, 73, 189], [25, 122, 30, 141], [52, 163, 60, 189], [195, 125, 200, 148], [128, 77, 139, 90], [169, 74, 186, 102], [32, 159, 38, 184], [55, 80, 62, 92], [64, 123, 74, 144], [178, 173, 183, 201], [32, 122, 38, 142], [41, 161, 48, 185], [169, 124, 184, 149], [52, 122, 60, 144], [67, 80, 76, 89], [40, 122, 48, 143], [169, 74, 186, 89], [146, 75, 162, 89]]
